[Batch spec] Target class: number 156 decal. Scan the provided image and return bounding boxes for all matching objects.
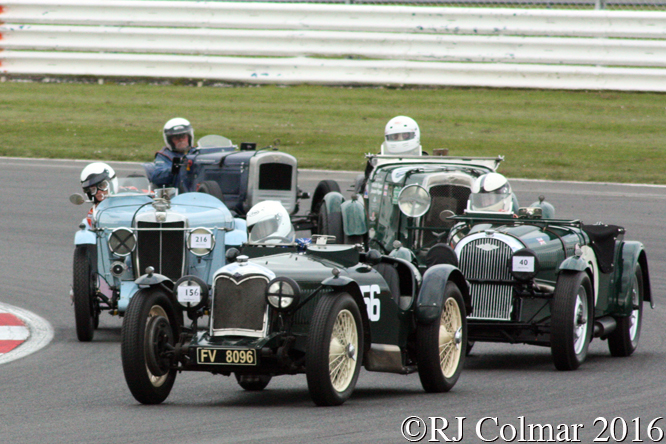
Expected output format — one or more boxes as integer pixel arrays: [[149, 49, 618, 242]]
[[361, 284, 381, 321]]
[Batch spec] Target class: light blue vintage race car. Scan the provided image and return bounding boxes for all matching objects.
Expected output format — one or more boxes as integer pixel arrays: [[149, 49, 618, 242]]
[[70, 176, 247, 342]]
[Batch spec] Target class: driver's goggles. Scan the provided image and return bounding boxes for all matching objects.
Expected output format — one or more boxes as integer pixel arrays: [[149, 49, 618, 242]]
[[386, 131, 415, 142], [86, 180, 110, 194]]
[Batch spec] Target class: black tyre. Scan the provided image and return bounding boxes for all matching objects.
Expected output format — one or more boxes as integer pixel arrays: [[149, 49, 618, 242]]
[[235, 373, 272, 391], [310, 180, 341, 214], [550, 271, 593, 371], [121, 288, 178, 404], [73, 245, 96, 342], [306, 293, 363, 406], [317, 204, 344, 244], [608, 263, 644, 357], [416, 282, 467, 393], [197, 180, 225, 203]]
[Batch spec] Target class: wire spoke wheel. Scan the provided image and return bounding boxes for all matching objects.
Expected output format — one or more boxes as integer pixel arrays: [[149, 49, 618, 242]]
[[329, 309, 358, 392], [417, 281, 467, 393], [608, 263, 644, 357], [306, 292, 363, 406]]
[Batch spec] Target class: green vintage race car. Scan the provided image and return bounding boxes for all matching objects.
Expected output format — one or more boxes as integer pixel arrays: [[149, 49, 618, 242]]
[[448, 209, 653, 370], [120, 234, 471, 406], [311, 153, 505, 267]]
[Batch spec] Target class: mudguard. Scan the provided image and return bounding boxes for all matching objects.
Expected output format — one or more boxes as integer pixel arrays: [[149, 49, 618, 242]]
[[74, 228, 96, 246], [415, 265, 470, 324], [117, 281, 141, 312], [559, 255, 589, 272], [341, 197, 368, 236], [319, 277, 371, 354], [620, 241, 653, 309], [226, 218, 248, 246], [528, 197, 556, 219]]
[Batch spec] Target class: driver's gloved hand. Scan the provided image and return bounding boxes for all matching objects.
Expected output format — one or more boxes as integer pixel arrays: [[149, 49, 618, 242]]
[[171, 156, 182, 175]]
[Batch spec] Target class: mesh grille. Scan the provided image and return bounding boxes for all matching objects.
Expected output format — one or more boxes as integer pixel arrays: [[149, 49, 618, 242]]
[[458, 237, 514, 320], [136, 221, 185, 281], [213, 275, 268, 332]]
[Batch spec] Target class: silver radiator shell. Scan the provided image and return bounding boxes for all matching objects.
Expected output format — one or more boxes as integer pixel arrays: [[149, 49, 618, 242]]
[[211, 273, 270, 337], [455, 232, 523, 321]]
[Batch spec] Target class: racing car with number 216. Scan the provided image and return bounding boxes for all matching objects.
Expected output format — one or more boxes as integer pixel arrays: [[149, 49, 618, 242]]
[[120, 201, 471, 406]]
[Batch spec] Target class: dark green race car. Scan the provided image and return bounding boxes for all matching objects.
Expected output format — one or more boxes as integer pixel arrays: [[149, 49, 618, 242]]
[[120, 235, 471, 406]]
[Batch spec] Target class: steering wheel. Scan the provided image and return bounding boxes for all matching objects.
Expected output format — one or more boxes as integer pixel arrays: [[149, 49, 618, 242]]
[[255, 235, 294, 244]]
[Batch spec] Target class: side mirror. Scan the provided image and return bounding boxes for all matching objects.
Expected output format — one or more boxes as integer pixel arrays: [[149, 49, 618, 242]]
[[69, 193, 86, 205]]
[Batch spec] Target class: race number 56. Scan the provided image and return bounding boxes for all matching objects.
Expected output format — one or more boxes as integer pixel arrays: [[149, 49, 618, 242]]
[[361, 284, 381, 321]]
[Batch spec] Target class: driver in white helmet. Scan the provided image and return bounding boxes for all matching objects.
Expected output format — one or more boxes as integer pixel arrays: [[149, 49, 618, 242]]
[[467, 172, 520, 213], [381, 116, 422, 156], [246, 201, 295, 245], [145, 117, 194, 188], [79, 162, 117, 226]]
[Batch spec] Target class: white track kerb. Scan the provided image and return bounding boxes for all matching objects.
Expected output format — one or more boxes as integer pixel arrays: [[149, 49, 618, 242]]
[[0, 302, 54, 365]]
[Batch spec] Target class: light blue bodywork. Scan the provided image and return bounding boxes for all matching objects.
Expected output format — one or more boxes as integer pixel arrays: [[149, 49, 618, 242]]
[[74, 189, 247, 315]]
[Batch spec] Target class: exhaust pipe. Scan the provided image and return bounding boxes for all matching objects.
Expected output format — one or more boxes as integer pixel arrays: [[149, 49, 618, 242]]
[[593, 316, 617, 338]]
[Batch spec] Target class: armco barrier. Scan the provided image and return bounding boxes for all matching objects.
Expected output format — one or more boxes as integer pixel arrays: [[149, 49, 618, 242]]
[[1, 0, 666, 91]]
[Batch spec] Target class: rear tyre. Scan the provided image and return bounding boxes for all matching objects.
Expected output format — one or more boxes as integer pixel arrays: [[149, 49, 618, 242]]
[[550, 271, 593, 371], [417, 282, 467, 392], [310, 180, 341, 215], [235, 374, 272, 391], [121, 288, 178, 404], [608, 264, 644, 357], [73, 245, 96, 342], [317, 203, 344, 244], [306, 293, 363, 406], [198, 180, 225, 203]]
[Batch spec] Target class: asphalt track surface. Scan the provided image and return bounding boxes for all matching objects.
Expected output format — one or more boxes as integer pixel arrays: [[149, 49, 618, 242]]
[[1, 157, 664, 444]]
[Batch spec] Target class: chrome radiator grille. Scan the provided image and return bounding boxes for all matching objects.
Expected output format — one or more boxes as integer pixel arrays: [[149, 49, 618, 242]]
[[135, 221, 185, 281], [212, 274, 269, 336], [458, 237, 514, 321]]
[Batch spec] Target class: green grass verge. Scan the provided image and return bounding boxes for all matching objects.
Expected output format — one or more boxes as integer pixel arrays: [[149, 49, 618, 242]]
[[1, 81, 664, 184]]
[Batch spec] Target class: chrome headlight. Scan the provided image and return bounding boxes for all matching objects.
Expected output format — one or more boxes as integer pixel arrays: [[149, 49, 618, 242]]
[[108, 228, 136, 256], [265, 277, 301, 312], [174, 275, 209, 310], [187, 227, 215, 256], [398, 184, 431, 218], [510, 248, 540, 281]]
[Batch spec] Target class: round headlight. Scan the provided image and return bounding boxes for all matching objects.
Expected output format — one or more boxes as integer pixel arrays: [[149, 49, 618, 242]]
[[397, 184, 431, 218], [187, 227, 215, 256], [510, 248, 540, 281], [266, 277, 301, 312], [174, 275, 209, 310], [108, 228, 136, 256]]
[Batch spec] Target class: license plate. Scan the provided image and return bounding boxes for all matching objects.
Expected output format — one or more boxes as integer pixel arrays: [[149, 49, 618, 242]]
[[197, 347, 257, 366]]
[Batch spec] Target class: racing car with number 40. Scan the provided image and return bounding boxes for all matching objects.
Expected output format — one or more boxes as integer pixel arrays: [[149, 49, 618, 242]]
[[120, 206, 472, 406]]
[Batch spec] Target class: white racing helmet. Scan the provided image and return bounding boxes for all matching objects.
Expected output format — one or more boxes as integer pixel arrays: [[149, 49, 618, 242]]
[[163, 117, 194, 150], [80, 162, 118, 201], [468, 173, 513, 212], [381, 116, 421, 156], [246, 201, 295, 244]]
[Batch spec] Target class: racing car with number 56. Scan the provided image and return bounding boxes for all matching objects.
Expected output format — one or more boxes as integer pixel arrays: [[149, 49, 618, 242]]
[[120, 202, 471, 406]]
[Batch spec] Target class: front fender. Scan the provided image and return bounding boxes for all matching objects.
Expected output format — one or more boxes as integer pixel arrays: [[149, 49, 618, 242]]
[[559, 255, 588, 272], [341, 197, 367, 236], [321, 279, 371, 355], [415, 265, 470, 324], [621, 241, 653, 309], [74, 222, 96, 246], [225, 218, 248, 246]]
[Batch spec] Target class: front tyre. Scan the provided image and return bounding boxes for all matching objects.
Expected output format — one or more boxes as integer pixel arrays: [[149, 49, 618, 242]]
[[417, 282, 467, 392], [306, 293, 363, 406], [608, 263, 644, 357], [121, 288, 178, 404], [73, 245, 96, 342], [551, 271, 593, 371]]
